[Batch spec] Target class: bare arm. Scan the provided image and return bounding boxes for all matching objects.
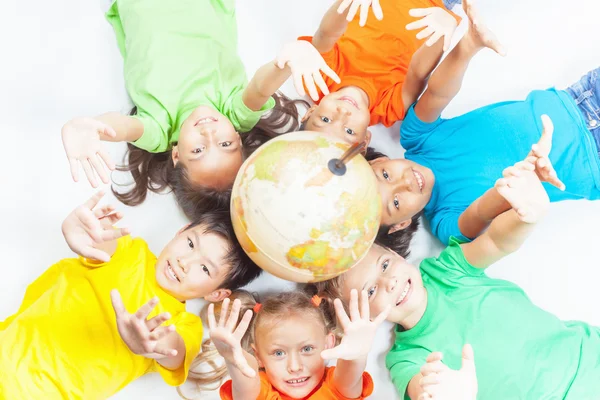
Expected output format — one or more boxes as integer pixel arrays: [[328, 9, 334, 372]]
[[457, 187, 511, 240], [312, 1, 350, 53], [228, 350, 261, 400], [333, 358, 368, 398], [402, 39, 446, 114], [414, 0, 506, 122], [407, 373, 426, 400], [242, 62, 290, 111], [95, 112, 145, 143]]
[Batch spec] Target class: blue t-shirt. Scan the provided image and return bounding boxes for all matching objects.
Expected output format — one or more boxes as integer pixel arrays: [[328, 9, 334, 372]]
[[401, 89, 600, 245]]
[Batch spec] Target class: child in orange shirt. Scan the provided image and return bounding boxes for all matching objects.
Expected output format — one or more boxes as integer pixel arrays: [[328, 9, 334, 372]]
[[299, 0, 461, 145], [197, 289, 389, 399]]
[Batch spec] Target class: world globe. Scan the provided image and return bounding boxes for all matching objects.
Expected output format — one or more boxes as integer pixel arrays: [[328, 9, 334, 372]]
[[230, 131, 382, 283]]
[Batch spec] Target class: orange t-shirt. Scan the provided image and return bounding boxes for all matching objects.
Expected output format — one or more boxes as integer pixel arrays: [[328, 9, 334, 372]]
[[219, 367, 374, 400], [300, 0, 459, 127]]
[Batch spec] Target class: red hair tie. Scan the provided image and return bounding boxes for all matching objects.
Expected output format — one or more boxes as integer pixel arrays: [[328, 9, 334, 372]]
[[253, 303, 262, 313], [311, 295, 322, 307]]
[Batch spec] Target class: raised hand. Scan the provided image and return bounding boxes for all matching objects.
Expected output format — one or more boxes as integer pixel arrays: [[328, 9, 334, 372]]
[[462, 0, 506, 56], [406, 7, 459, 52], [418, 344, 478, 400], [111, 290, 178, 358], [207, 298, 256, 378], [337, 0, 383, 27], [61, 117, 117, 188], [495, 159, 551, 223], [321, 289, 390, 360], [525, 114, 566, 191], [275, 41, 341, 101], [61, 191, 129, 262]]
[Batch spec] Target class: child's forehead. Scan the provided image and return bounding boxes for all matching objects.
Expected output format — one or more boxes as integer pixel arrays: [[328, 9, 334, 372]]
[[258, 315, 325, 346]]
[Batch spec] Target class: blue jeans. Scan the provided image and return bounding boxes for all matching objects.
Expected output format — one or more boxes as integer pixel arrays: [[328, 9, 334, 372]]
[[566, 67, 600, 153], [443, 0, 462, 10]]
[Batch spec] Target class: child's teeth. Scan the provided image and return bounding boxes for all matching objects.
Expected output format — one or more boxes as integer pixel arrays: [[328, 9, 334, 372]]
[[396, 282, 411, 305]]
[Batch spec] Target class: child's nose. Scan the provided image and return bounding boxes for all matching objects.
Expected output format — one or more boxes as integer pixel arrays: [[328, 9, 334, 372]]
[[287, 353, 303, 373], [336, 105, 352, 116]]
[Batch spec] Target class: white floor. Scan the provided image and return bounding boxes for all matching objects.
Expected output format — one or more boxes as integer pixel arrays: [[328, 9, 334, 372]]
[[1, 0, 599, 399]]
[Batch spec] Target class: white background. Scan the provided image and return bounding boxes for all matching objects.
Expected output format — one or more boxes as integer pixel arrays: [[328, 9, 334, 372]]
[[1, 0, 599, 399]]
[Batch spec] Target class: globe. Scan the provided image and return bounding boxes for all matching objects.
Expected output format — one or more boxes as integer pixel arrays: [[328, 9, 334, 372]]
[[230, 131, 382, 283]]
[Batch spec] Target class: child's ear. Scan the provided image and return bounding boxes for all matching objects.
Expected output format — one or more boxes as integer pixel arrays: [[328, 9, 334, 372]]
[[388, 219, 412, 234], [204, 288, 231, 303], [325, 332, 336, 350], [301, 105, 318, 124], [365, 130, 372, 147], [171, 145, 180, 167], [251, 344, 264, 368]]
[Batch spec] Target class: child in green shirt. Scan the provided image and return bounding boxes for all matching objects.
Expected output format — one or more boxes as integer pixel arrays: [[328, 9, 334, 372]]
[[311, 152, 600, 399], [61, 0, 339, 217]]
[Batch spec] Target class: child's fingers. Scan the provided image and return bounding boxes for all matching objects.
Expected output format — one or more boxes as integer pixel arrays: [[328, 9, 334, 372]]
[[234, 351, 257, 378], [320, 344, 345, 360], [90, 155, 110, 184], [419, 374, 440, 386], [304, 74, 320, 102], [490, 38, 507, 57], [502, 166, 521, 178], [110, 289, 128, 317], [83, 190, 106, 210], [233, 309, 254, 340], [100, 211, 124, 227], [101, 124, 117, 139], [94, 204, 115, 219], [82, 159, 99, 188], [337, 0, 353, 14], [291, 67, 306, 98], [421, 360, 446, 375], [146, 312, 172, 331], [218, 298, 231, 327], [539, 114, 554, 148], [69, 158, 80, 182], [426, 351, 443, 362], [494, 177, 508, 189], [100, 227, 130, 242], [346, 1, 361, 22], [321, 64, 341, 84], [334, 298, 351, 330], [406, 17, 429, 31], [148, 325, 176, 341], [425, 31, 443, 47], [373, 304, 391, 325], [418, 393, 433, 400], [135, 297, 160, 321], [98, 149, 116, 171], [514, 161, 535, 171], [313, 72, 330, 97], [359, 2, 369, 26], [372, 0, 383, 20], [359, 290, 370, 319], [82, 246, 111, 263], [153, 344, 178, 358], [226, 299, 242, 331], [416, 26, 435, 40], [207, 303, 217, 329], [443, 32, 451, 52], [408, 8, 434, 18], [349, 289, 360, 321]]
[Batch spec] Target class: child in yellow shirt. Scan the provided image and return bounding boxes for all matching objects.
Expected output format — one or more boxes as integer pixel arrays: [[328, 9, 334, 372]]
[[0, 192, 261, 399]]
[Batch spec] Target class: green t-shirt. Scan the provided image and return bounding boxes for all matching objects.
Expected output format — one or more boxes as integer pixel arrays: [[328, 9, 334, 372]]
[[386, 237, 600, 400], [106, 0, 275, 153]]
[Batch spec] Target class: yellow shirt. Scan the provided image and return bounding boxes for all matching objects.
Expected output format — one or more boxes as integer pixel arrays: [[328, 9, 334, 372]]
[[0, 236, 203, 399]]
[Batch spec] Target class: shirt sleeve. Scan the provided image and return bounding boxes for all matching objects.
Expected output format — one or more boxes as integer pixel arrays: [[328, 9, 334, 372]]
[[154, 312, 203, 386], [131, 111, 172, 153], [220, 373, 275, 400], [400, 104, 444, 152], [223, 89, 276, 133], [428, 237, 486, 278], [429, 209, 471, 246], [326, 367, 374, 400]]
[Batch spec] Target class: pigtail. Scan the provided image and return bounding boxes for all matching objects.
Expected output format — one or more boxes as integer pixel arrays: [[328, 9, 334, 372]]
[[178, 291, 259, 399]]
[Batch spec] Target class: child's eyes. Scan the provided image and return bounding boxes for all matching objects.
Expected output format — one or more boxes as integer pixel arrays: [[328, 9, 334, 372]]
[[187, 238, 194, 249], [202, 265, 210, 277], [301, 345, 314, 353], [382, 170, 390, 180], [393, 196, 399, 210], [321, 116, 331, 123], [382, 260, 389, 272], [220, 141, 232, 147], [273, 350, 285, 357], [192, 148, 203, 154], [367, 286, 376, 298], [345, 127, 355, 135]]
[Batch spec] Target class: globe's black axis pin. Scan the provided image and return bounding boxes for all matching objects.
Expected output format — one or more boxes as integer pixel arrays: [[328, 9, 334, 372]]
[[327, 140, 367, 176]]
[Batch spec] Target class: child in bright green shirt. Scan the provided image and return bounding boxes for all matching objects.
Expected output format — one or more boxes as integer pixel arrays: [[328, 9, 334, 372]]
[[60, 0, 340, 216], [312, 151, 600, 399]]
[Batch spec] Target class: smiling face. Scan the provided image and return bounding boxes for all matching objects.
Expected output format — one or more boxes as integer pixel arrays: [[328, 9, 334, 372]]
[[302, 87, 372, 145], [339, 244, 427, 329], [155, 223, 232, 302], [173, 106, 244, 190], [253, 315, 335, 398], [369, 156, 435, 230]]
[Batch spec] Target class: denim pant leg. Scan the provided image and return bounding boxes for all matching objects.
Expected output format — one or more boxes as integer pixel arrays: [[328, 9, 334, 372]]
[[442, 0, 462, 10], [566, 67, 600, 152]]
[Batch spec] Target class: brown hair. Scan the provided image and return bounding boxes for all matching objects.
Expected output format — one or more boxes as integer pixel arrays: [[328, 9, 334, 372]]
[[112, 93, 308, 219], [179, 289, 337, 398]]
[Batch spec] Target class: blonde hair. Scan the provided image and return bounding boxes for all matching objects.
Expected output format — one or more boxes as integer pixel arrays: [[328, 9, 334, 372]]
[[179, 289, 337, 398]]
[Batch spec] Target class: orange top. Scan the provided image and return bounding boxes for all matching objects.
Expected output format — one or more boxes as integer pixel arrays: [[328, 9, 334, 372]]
[[219, 367, 374, 400], [300, 0, 459, 127]]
